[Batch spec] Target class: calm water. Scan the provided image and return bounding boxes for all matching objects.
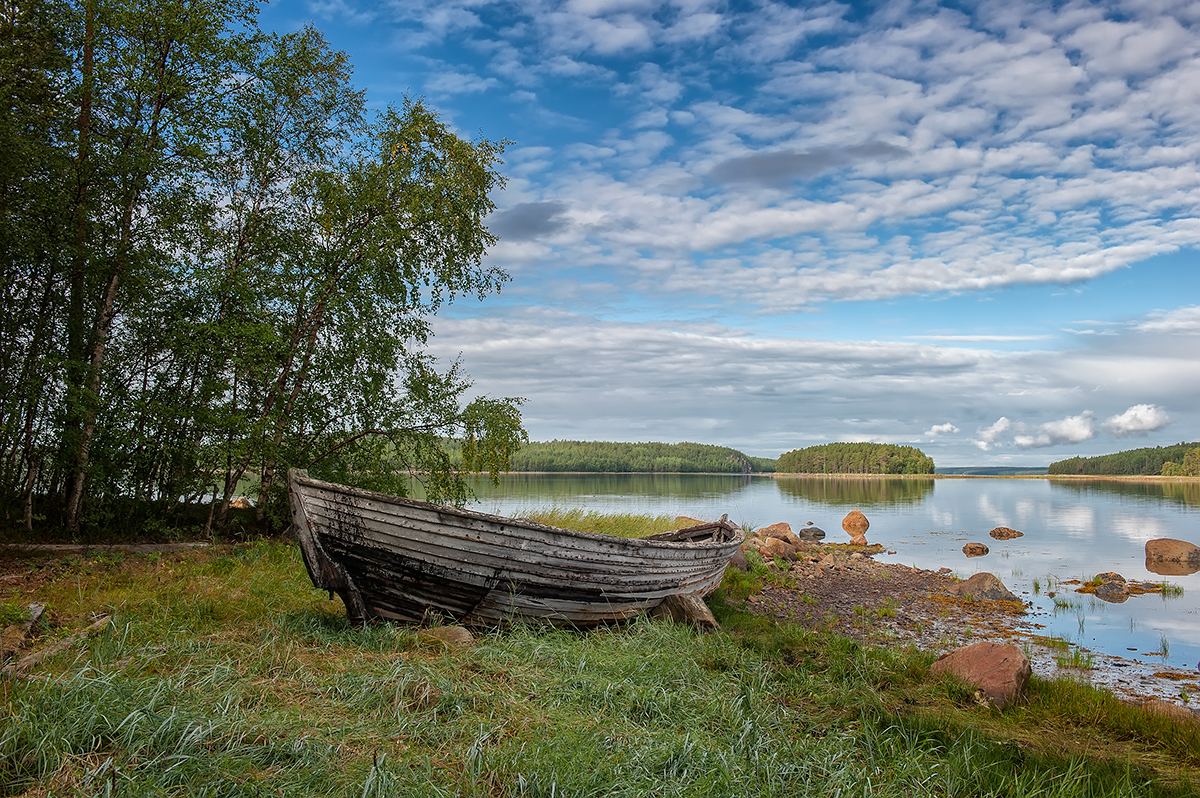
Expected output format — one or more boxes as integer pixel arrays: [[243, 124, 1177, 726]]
[[459, 474, 1200, 670]]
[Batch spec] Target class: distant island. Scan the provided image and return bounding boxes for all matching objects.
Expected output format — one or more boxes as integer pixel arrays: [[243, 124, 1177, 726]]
[[1048, 442, 1200, 476], [776, 443, 934, 475], [478, 440, 777, 473]]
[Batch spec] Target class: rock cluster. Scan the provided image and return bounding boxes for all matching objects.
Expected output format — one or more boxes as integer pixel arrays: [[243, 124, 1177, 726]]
[[930, 641, 1032, 709]]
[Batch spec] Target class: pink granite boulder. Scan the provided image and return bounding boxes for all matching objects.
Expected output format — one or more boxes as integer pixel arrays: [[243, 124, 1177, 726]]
[[930, 641, 1032, 709]]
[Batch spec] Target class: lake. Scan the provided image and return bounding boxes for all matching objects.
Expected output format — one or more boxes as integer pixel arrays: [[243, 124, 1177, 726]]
[[458, 473, 1200, 671]]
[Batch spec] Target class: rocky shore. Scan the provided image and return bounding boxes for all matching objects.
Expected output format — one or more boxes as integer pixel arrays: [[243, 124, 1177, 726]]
[[734, 517, 1200, 716]]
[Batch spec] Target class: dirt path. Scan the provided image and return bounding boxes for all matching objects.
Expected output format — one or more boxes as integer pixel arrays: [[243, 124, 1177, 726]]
[[739, 542, 1200, 711]]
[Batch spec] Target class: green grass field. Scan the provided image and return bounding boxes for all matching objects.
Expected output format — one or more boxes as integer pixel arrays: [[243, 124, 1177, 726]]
[[2, 521, 1198, 796]]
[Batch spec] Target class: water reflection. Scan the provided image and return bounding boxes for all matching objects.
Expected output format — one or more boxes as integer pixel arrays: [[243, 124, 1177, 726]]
[[773, 476, 934, 506], [1145, 557, 1200, 576], [1050, 478, 1200, 509], [467, 472, 755, 502]]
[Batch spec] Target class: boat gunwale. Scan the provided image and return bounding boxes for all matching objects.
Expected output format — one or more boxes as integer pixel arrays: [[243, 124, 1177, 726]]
[[292, 473, 745, 551]]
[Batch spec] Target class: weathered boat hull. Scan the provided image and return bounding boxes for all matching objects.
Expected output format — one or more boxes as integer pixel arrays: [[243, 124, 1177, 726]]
[[287, 469, 744, 627]]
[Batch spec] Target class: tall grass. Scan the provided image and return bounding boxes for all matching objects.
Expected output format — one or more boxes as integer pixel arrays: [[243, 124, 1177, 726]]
[[2, 538, 1197, 796]]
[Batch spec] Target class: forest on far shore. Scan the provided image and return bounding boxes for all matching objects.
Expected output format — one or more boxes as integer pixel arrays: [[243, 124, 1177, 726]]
[[1048, 443, 1200, 476], [439, 440, 778, 473]]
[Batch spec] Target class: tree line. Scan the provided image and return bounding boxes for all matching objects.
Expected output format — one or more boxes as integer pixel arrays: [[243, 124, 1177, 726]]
[[1047, 443, 1200, 476], [443, 441, 777, 474], [776, 443, 935, 475], [0, 0, 524, 537]]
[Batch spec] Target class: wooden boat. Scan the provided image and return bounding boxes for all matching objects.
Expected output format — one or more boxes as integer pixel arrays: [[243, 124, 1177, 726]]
[[288, 469, 744, 627]]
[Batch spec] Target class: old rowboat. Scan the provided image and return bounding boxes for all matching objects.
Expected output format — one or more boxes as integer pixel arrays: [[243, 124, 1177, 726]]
[[288, 469, 744, 627]]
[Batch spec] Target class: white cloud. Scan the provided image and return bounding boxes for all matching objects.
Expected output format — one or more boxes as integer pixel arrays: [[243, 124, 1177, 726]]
[[926, 422, 959, 436], [1013, 412, 1096, 449], [1136, 305, 1200, 333], [974, 417, 1012, 450], [1101, 404, 1171, 436]]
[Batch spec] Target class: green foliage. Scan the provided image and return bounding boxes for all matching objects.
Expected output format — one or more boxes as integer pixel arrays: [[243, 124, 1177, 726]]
[[1048, 442, 1200, 476], [777, 442, 935, 475], [454, 439, 776, 473], [0, 3, 524, 537], [1161, 448, 1200, 477]]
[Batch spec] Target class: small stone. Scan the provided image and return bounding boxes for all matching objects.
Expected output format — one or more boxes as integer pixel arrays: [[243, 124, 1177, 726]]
[[420, 626, 475, 647], [930, 641, 1031, 709], [1093, 572, 1125, 585], [849, 534, 868, 546], [962, 542, 990, 558], [1094, 580, 1129, 603], [842, 510, 869, 535], [988, 526, 1023, 540], [727, 549, 748, 572], [850, 552, 863, 560]]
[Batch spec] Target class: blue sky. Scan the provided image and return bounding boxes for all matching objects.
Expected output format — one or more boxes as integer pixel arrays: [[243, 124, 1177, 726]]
[[261, 0, 1200, 466]]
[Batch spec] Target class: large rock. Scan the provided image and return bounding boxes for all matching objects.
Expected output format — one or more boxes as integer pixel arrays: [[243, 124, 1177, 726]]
[[947, 572, 1018, 602], [756, 536, 795, 560], [930, 641, 1031, 709], [962, 542, 990, 558], [842, 510, 869, 536], [1145, 539, 1200, 576], [651, 593, 718, 629], [989, 526, 1023, 540], [797, 525, 826, 541], [761, 522, 803, 547]]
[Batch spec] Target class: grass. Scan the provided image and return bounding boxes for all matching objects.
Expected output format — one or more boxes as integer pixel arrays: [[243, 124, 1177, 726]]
[[1055, 646, 1097, 670], [520, 508, 681, 538], [1161, 582, 1185, 601], [1, 532, 1199, 796]]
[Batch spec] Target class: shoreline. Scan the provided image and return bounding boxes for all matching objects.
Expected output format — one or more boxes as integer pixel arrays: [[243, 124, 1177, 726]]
[[487, 471, 1198, 480], [744, 542, 1200, 713]]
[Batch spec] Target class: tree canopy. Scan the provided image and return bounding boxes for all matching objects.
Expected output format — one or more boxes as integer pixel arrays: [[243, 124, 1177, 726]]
[[441, 440, 776, 474], [1047, 443, 1200, 476], [776, 443, 934, 475], [0, 0, 525, 537]]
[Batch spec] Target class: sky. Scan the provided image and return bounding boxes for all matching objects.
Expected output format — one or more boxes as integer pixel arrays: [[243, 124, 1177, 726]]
[[259, 0, 1200, 466]]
